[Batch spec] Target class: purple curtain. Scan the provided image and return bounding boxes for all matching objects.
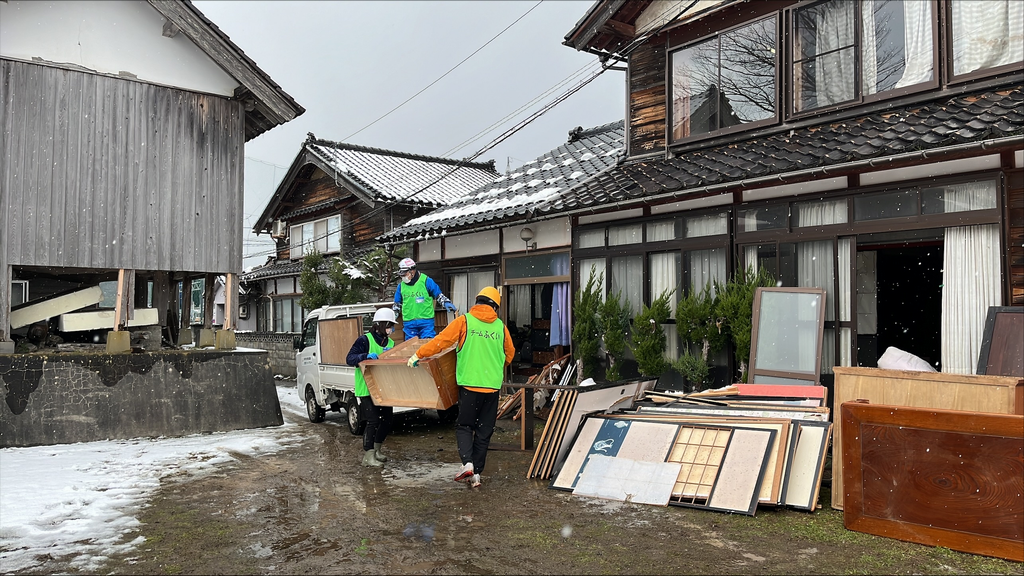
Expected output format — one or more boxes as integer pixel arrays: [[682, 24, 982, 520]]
[[550, 282, 570, 346]]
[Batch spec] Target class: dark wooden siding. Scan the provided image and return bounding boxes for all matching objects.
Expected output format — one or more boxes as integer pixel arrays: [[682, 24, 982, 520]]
[[627, 39, 666, 156], [1, 59, 245, 274], [1007, 170, 1023, 306]]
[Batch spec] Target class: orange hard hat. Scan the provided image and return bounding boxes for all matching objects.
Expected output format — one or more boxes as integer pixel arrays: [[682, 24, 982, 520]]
[[477, 286, 501, 307]]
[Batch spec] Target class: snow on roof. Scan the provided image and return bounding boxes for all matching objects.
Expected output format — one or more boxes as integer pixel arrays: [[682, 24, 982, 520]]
[[306, 140, 499, 207], [379, 120, 624, 242]]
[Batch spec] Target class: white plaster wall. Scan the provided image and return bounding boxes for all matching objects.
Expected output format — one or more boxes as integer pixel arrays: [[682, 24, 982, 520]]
[[445, 230, 499, 259], [417, 239, 442, 262], [636, 0, 725, 34], [0, 0, 240, 96], [502, 217, 571, 254]]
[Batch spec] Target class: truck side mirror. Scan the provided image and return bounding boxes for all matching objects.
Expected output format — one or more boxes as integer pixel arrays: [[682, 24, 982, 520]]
[[293, 336, 303, 351]]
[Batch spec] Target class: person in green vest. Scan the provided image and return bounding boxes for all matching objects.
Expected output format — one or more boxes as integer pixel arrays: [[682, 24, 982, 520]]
[[407, 286, 514, 487], [392, 257, 457, 340], [346, 307, 396, 467]]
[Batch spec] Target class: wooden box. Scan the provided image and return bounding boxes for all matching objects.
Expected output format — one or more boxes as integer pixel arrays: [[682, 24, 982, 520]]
[[841, 401, 1023, 561], [360, 338, 459, 410], [831, 366, 1023, 509]]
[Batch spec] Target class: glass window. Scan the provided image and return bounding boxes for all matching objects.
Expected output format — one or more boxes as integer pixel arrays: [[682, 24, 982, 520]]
[[752, 290, 825, 378], [794, 199, 848, 226], [670, 16, 777, 140], [449, 271, 496, 312], [794, 0, 857, 112], [862, 0, 934, 94], [290, 224, 303, 256], [649, 252, 681, 317], [326, 216, 341, 253], [685, 212, 728, 237], [314, 219, 328, 253], [301, 318, 318, 348], [921, 181, 998, 214], [576, 228, 605, 249], [11, 281, 28, 306], [854, 190, 919, 220], [505, 252, 570, 280], [578, 258, 607, 301], [684, 247, 728, 296], [647, 219, 679, 242], [951, 0, 1023, 77], [608, 224, 642, 246], [740, 205, 789, 231], [611, 255, 643, 314]]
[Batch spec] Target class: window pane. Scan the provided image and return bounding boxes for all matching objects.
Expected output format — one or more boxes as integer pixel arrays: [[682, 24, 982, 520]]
[[951, 0, 1024, 76], [740, 205, 788, 231], [505, 252, 570, 280], [577, 228, 605, 249], [468, 271, 495, 304], [671, 38, 718, 139], [793, 0, 857, 112], [608, 224, 642, 246], [611, 255, 643, 314], [719, 16, 777, 127], [326, 216, 341, 253], [753, 291, 824, 375], [685, 247, 727, 296], [450, 274, 469, 312], [647, 219, 679, 242], [854, 190, 919, 220], [290, 225, 302, 256], [578, 258, 607, 301], [649, 252, 681, 317], [921, 181, 997, 214], [794, 199, 848, 226], [314, 219, 328, 253], [862, 0, 933, 95], [685, 212, 728, 237], [743, 244, 779, 278]]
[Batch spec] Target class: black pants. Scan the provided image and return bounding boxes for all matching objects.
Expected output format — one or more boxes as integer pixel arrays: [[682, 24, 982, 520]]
[[455, 387, 499, 474], [359, 395, 393, 451]]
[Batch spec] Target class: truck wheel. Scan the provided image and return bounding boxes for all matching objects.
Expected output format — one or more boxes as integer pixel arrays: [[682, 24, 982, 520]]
[[305, 386, 326, 423], [346, 397, 365, 436]]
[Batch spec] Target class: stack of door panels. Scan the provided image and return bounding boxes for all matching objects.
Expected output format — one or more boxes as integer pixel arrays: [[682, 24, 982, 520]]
[[543, 383, 831, 516]]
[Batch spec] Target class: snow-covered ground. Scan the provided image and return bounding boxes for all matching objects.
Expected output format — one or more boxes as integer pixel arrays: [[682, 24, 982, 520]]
[[0, 383, 310, 573]]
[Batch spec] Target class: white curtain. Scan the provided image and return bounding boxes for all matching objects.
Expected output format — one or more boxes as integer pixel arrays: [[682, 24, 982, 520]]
[[861, 0, 878, 94], [797, 239, 836, 373], [550, 254, 571, 346], [838, 238, 853, 369], [951, 0, 1024, 75], [942, 222, 1001, 374], [648, 220, 677, 242], [579, 258, 606, 300], [688, 248, 727, 298], [896, 1, 934, 88], [743, 245, 760, 274], [508, 285, 531, 328], [813, 1, 857, 107], [796, 199, 847, 227], [611, 256, 643, 315], [608, 224, 642, 246], [650, 252, 680, 318], [686, 213, 728, 237], [451, 275, 469, 314]]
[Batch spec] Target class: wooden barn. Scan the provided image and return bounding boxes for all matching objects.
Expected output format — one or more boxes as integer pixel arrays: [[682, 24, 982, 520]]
[[0, 0, 304, 352]]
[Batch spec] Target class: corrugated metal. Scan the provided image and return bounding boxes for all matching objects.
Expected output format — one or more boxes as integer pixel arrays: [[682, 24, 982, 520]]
[[0, 59, 244, 274]]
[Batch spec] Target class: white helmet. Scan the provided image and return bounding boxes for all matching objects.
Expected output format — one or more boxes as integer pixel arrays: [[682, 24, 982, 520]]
[[373, 308, 396, 324], [398, 257, 416, 273]]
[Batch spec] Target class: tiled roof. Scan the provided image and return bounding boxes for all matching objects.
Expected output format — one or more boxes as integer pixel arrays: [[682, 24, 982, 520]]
[[240, 259, 306, 282], [379, 121, 625, 242], [555, 86, 1024, 211], [305, 138, 500, 208]]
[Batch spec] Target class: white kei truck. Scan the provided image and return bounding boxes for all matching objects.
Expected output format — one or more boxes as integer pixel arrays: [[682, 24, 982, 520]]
[[294, 302, 422, 435]]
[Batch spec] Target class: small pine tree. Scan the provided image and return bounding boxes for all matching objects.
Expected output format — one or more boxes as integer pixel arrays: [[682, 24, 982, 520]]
[[353, 245, 408, 302], [598, 290, 631, 382], [714, 266, 775, 381], [572, 269, 604, 380], [298, 249, 373, 310], [630, 290, 672, 378], [674, 283, 728, 391]]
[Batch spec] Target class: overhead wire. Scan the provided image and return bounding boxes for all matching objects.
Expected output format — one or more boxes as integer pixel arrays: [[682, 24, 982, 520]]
[[244, 1, 699, 262]]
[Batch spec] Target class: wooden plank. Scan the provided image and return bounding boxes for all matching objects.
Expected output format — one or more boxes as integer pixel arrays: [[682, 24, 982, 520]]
[[977, 307, 1023, 377], [114, 268, 135, 330], [706, 428, 775, 515], [318, 317, 362, 366], [841, 402, 1024, 561], [540, 390, 579, 480], [361, 340, 458, 410], [780, 421, 832, 511], [10, 286, 103, 329], [831, 366, 1022, 509], [60, 308, 160, 332]]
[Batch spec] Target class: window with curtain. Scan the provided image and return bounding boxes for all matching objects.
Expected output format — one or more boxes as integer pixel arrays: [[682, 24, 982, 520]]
[[670, 15, 777, 141], [611, 255, 643, 315], [685, 248, 728, 297], [273, 297, 303, 333], [578, 258, 607, 299], [608, 224, 642, 246], [951, 0, 1024, 77], [793, 0, 934, 113], [649, 252, 681, 318], [449, 270, 496, 313]]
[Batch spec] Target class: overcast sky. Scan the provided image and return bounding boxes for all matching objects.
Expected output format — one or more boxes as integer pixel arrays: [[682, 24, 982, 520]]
[[189, 1, 625, 268]]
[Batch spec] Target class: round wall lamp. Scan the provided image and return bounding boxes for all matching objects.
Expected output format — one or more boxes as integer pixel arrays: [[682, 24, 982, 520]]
[[519, 227, 536, 251]]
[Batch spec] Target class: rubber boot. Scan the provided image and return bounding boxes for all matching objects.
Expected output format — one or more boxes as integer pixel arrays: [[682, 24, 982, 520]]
[[373, 442, 388, 462], [362, 449, 383, 467]]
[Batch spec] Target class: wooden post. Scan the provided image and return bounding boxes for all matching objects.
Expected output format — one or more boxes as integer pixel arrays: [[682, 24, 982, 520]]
[[178, 277, 193, 345], [0, 262, 11, 352], [113, 269, 136, 331], [203, 273, 216, 329], [223, 273, 237, 330]]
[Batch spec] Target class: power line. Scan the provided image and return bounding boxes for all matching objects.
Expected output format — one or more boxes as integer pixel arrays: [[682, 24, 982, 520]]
[[341, 0, 544, 143]]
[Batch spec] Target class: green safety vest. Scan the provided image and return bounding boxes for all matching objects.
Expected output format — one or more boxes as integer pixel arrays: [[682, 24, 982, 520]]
[[400, 274, 434, 322], [456, 314, 505, 390], [355, 334, 393, 398]]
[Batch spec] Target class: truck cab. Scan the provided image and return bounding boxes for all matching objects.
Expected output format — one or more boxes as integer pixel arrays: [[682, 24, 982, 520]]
[[294, 302, 419, 434]]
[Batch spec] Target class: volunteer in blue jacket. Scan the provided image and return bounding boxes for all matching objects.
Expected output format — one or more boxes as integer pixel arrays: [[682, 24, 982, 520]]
[[347, 307, 396, 467], [392, 258, 457, 339]]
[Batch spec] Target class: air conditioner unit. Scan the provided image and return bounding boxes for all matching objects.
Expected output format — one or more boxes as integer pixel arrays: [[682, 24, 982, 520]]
[[271, 220, 287, 238]]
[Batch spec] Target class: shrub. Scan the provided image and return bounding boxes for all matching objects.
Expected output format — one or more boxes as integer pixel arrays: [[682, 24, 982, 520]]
[[572, 269, 603, 380], [714, 266, 776, 381], [598, 291, 631, 382], [630, 290, 672, 377]]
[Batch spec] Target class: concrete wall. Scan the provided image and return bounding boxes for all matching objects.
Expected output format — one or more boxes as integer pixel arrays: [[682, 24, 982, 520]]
[[0, 349, 282, 448], [236, 332, 297, 377]]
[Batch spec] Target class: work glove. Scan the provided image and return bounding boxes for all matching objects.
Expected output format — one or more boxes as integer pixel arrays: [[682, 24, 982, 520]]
[[407, 353, 420, 368], [366, 352, 379, 360], [443, 302, 457, 313]]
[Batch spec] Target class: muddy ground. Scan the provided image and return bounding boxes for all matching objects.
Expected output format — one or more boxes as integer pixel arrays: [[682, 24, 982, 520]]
[[34, 386, 1023, 575]]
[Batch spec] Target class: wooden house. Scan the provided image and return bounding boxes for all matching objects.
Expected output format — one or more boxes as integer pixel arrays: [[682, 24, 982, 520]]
[[555, 0, 1023, 386], [0, 0, 304, 352], [242, 134, 499, 334]]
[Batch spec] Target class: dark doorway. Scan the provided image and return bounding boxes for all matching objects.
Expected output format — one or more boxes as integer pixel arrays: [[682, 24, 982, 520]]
[[860, 243, 943, 369]]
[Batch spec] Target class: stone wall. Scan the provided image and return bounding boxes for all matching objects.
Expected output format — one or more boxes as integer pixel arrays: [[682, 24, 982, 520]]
[[0, 349, 283, 448], [236, 332, 297, 377]]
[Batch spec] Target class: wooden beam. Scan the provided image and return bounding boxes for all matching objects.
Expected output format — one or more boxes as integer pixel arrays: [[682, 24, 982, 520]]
[[113, 269, 136, 331], [224, 273, 238, 330], [603, 18, 635, 37], [204, 274, 216, 329], [0, 263, 10, 344], [573, 0, 628, 50]]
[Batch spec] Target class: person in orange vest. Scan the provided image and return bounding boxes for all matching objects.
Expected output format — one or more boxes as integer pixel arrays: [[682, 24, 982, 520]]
[[407, 286, 514, 488], [347, 307, 396, 467]]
